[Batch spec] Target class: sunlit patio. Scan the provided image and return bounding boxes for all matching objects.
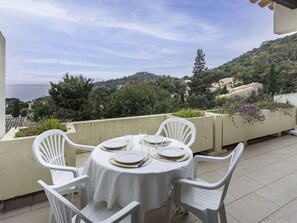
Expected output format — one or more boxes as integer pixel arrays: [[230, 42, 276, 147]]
[[1, 134, 297, 223]]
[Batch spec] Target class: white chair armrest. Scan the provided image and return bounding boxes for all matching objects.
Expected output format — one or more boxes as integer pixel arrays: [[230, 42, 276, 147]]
[[44, 163, 79, 178], [100, 201, 142, 223], [194, 154, 231, 163], [175, 178, 221, 190], [68, 141, 95, 152], [51, 175, 92, 207]]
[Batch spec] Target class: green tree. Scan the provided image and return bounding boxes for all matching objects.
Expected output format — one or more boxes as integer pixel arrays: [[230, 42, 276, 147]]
[[12, 100, 20, 117], [49, 73, 94, 121], [105, 83, 174, 118], [20, 109, 28, 117], [32, 100, 53, 121], [189, 49, 214, 109], [266, 64, 279, 95]]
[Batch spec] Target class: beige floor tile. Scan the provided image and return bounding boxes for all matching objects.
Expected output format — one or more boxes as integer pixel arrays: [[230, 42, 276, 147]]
[[256, 172, 297, 206], [145, 206, 198, 223], [195, 161, 228, 175], [268, 158, 297, 174], [240, 150, 289, 170], [226, 193, 279, 223], [260, 218, 277, 223], [277, 143, 297, 155], [197, 170, 224, 183], [0, 206, 49, 223], [268, 198, 297, 223], [227, 213, 240, 223], [215, 164, 254, 179], [0, 205, 32, 221], [245, 166, 286, 185], [76, 152, 91, 168], [228, 176, 263, 199]]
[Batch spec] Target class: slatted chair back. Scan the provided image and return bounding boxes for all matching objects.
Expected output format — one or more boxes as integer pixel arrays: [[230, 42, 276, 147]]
[[156, 118, 196, 147], [38, 180, 91, 223]]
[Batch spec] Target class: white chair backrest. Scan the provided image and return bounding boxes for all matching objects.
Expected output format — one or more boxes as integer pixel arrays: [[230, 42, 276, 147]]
[[218, 143, 244, 205], [38, 180, 91, 223], [156, 118, 196, 147], [32, 129, 70, 178]]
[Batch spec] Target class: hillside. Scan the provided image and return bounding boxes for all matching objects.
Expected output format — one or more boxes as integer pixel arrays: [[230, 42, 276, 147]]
[[209, 33, 297, 93], [94, 71, 160, 89]]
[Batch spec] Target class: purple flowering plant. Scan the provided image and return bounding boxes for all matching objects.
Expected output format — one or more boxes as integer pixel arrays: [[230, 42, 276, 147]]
[[216, 98, 293, 127]]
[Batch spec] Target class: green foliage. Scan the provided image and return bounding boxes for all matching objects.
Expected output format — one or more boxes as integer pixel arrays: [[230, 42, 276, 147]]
[[20, 109, 28, 117], [175, 108, 205, 118], [213, 96, 294, 126], [266, 64, 279, 95], [32, 98, 53, 121], [105, 83, 175, 118], [15, 118, 66, 138], [49, 73, 94, 121], [189, 49, 215, 109], [12, 100, 20, 117], [209, 33, 297, 94]]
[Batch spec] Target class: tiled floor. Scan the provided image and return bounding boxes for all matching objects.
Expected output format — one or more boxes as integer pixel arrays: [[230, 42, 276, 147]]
[[1, 135, 297, 222]]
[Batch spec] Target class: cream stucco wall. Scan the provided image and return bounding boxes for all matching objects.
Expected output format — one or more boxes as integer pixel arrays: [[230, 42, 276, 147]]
[[274, 3, 297, 34], [0, 32, 5, 139], [0, 124, 76, 200], [72, 114, 167, 149]]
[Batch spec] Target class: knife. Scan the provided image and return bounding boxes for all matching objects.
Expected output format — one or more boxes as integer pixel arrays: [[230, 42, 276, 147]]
[[138, 156, 150, 167]]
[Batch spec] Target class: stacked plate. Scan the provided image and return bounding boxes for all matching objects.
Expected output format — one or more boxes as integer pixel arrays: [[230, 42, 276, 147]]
[[114, 151, 144, 164], [110, 151, 150, 168], [101, 139, 127, 151], [157, 146, 185, 158]]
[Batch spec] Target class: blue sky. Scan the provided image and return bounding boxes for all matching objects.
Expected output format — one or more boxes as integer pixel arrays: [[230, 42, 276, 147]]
[[0, 0, 280, 84]]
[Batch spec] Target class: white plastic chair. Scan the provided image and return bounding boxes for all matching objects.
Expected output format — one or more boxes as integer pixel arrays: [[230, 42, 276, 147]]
[[166, 143, 244, 223], [38, 175, 143, 223], [156, 118, 196, 147], [32, 129, 95, 189]]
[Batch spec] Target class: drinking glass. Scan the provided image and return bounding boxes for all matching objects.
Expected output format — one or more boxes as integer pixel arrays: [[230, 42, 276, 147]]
[[139, 130, 147, 143], [141, 140, 150, 157], [124, 135, 133, 150]]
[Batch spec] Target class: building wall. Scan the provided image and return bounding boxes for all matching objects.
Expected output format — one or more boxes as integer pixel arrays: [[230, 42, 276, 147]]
[[274, 92, 297, 106], [274, 3, 297, 34], [0, 32, 5, 139]]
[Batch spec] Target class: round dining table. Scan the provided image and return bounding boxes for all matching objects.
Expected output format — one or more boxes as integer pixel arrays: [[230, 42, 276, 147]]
[[82, 135, 193, 212]]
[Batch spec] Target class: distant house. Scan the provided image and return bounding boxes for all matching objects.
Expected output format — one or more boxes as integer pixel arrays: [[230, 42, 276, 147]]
[[217, 82, 263, 98], [210, 77, 241, 92]]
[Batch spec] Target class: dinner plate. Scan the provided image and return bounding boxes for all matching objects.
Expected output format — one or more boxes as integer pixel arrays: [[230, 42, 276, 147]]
[[102, 139, 127, 149], [114, 151, 144, 164], [144, 135, 164, 144], [157, 146, 185, 158]]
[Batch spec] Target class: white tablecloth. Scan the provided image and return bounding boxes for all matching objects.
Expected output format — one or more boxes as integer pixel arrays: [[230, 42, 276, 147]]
[[82, 136, 193, 212]]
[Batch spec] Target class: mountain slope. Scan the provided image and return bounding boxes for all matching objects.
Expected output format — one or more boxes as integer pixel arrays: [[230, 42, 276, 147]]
[[209, 33, 297, 93], [94, 71, 160, 89]]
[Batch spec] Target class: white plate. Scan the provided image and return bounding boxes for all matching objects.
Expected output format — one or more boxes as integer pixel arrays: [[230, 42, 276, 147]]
[[102, 139, 127, 149], [157, 146, 185, 158], [144, 135, 164, 144], [114, 151, 144, 164]]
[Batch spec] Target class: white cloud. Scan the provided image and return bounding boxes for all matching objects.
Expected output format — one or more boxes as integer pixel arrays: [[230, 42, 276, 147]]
[[26, 59, 117, 68]]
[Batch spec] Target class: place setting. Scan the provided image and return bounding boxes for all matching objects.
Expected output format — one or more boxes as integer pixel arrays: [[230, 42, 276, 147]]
[[150, 145, 190, 163], [109, 151, 152, 168], [99, 135, 134, 152], [143, 135, 171, 147]]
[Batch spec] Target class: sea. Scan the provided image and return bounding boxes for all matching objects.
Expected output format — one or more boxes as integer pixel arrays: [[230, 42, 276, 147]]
[[5, 84, 50, 101]]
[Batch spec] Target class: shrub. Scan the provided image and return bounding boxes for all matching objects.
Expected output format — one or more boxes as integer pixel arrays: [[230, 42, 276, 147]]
[[15, 118, 67, 138], [175, 108, 205, 118]]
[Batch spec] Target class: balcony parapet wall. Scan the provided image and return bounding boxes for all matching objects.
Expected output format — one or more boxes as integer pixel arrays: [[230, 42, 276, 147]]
[[0, 111, 295, 200]]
